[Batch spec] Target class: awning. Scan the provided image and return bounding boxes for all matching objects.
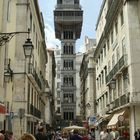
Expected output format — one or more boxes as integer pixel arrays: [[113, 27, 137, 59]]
[[0, 103, 6, 114], [107, 110, 125, 129]]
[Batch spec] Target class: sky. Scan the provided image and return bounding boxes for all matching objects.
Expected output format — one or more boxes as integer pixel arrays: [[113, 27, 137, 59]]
[[38, 0, 103, 52]]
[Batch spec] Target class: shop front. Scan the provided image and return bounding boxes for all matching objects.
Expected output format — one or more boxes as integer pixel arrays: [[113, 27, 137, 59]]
[[107, 108, 130, 140]]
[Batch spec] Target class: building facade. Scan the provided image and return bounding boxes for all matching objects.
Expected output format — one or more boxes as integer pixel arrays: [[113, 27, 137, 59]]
[[54, 0, 83, 127], [45, 48, 56, 128], [75, 52, 83, 125], [95, 0, 140, 139], [79, 37, 96, 126], [0, 0, 47, 137], [54, 46, 62, 129]]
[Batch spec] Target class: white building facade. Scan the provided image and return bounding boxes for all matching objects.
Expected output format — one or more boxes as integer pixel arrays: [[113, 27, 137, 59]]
[[95, 0, 140, 139]]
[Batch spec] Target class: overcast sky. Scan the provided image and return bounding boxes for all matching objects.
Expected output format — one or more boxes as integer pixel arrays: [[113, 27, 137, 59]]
[[38, 0, 103, 52]]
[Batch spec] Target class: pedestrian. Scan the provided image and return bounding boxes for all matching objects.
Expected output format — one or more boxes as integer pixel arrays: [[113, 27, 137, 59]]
[[109, 128, 115, 140], [70, 129, 82, 140], [134, 129, 140, 140], [100, 128, 108, 140], [0, 133, 4, 140], [35, 125, 48, 140], [114, 129, 120, 140], [19, 133, 36, 140]]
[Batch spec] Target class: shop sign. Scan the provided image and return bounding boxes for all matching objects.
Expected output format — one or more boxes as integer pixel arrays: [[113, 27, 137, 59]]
[[118, 115, 125, 122]]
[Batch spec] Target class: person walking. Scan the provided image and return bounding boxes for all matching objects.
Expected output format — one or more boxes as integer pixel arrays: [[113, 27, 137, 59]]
[[19, 133, 36, 140], [134, 129, 140, 140], [70, 129, 82, 140], [109, 128, 116, 140], [35, 126, 48, 140], [0, 133, 4, 140], [100, 128, 108, 140]]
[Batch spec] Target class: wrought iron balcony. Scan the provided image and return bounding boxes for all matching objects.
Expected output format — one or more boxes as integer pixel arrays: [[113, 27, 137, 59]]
[[106, 93, 130, 112], [106, 54, 128, 84], [113, 94, 130, 109], [28, 63, 42, 90], [28, 103, 41, 118]]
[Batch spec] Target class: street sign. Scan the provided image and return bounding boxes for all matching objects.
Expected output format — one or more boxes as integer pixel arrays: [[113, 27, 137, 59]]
[[89, 116, 96, 125]]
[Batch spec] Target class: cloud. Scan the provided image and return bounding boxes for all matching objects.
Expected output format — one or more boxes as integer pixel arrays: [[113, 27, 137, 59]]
[[45, 23, 60, 48]]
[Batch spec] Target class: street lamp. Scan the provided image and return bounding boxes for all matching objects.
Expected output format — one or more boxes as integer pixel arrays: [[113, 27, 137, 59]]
[[3, 35, 33, 82], [86, 103, 91, 110], [4, 69, 13, 82], [109, 80, 116, 89], [23, 38, 34, 58]]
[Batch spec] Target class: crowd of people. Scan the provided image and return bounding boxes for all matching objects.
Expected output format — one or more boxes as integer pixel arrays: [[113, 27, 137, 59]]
[[99, 127, 131, 140], [0, 126, 140, 140]]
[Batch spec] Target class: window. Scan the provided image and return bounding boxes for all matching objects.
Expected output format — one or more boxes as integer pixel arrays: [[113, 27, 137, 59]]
[[57, 107, 60, 113], [111, 30, 113, 44], [57, 74, 60, 79], [121, 11, 124, 26], [7, 0, 11, 21], [104, 45, 106, 57], [100, 52, 103, 63], [30, 13, 32, 31], [112, 54, 115, 67], [57, 65, 60, 71], [64, 31, 73, 39], [118, 75, 122, 96], [104, 66, 107, 83], [57, 100, 61, 104], [116, 47, 120, 61], [63, 76, 74, 86], [115, 21, 118, 35], [57, 82, 60, 88], [108, 61, 111, 73], [57, 0, 62, 4], [107, 39, 110, 50], [56, 50, 60, 55], [57, 91, 60, 98], [74, 0, 79, 4], [105, 92, 108, 105], [63, 60, 73, 70], [122, 37, 126, 54], [63, 112, 74, 120], [97, 78, 99, 90], [63, 44, 73, 54], [101, 71, 104, 84], [57, 60, 61, 64], [123, 70, 128, 91]]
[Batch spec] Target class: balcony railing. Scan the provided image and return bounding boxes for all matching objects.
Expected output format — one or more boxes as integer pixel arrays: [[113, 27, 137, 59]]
[[106, 93, 130, 112], [54, 16, 82, 22], [106, 54, 128, 84], [28, 103, 41, 119], [61, 85, 76, 90], [28, 63, 42, 90]]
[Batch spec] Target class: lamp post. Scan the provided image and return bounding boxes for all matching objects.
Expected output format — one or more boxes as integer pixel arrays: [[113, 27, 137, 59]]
[[23, 38, 34, 58], [109, 80, 116, 89]]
